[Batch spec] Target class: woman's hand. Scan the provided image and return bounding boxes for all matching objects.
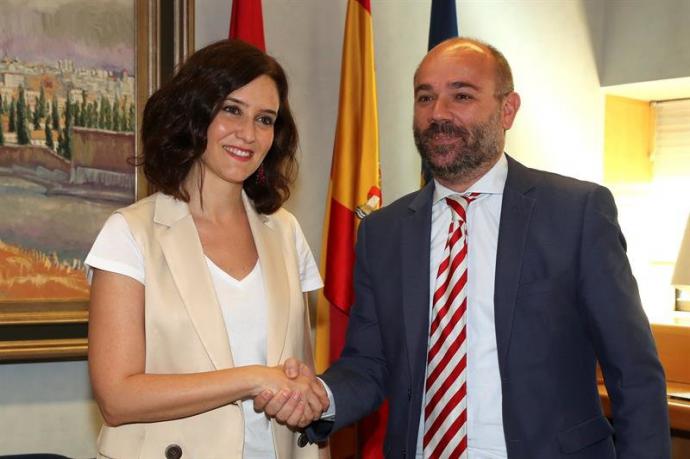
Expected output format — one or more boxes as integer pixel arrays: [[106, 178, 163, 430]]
[[253, 359, 330, 428]]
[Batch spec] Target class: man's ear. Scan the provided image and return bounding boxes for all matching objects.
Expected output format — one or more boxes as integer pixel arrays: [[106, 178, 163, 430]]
[[501, 92, 521, 130]]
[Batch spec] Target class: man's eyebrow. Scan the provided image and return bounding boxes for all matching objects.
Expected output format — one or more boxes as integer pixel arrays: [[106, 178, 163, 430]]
[[449, 81, 480, 90], [414, 81, 481, 94], [414, 83, 433, 94]]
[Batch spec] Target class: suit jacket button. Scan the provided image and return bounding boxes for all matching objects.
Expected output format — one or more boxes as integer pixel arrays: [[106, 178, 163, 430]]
[[165, 444, 183, 459]]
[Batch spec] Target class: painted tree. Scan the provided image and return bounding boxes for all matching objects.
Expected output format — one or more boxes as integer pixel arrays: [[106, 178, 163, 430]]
[[33, 96, 42, 130], [51, 95, 60, 130], [44, 121, 54, 150], [87, 101, 96, 128], [0, 94, 3, 116], [73, 103, 81, 128], [128, 102, 135, 132], [8, 98, 15, 132], [37, 85, 47, 118], [62, 95, 73, 159], [79, 91, 87, 127], [57, 127, 64, 156], [0, 116, 4, 146], [63, 127, 72, 159], [98, 96, 112, 130], [112, 99, 121, 131], [16, 86, 31, 145], [118, 100, 127, 131]]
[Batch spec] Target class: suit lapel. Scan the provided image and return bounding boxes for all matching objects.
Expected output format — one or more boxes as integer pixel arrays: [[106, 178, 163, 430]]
[[494, 156, 536, 369], [401, 183, 434, 378], [243, 192, 290, 367], [154, 193, 235, 369]]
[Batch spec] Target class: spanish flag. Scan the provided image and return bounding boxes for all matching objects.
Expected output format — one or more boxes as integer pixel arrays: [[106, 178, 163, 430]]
[[314, 0, 383, 456], [229, 0, 265, 51], [315, 0, 380, 371]]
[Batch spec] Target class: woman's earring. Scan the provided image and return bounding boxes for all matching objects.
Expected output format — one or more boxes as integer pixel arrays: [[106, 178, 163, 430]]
[[256, 164, 266, 185]]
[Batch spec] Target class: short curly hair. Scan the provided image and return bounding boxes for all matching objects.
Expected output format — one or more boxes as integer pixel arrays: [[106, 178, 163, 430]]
[[140, 39, 298, 214]]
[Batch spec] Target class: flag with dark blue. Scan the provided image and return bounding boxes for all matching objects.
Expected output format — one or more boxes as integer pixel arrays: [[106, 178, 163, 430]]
[[428, 0, 458, 50]]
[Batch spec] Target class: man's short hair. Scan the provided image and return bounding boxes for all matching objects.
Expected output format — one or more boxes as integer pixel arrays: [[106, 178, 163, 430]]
[[479, 39, 514, 96]]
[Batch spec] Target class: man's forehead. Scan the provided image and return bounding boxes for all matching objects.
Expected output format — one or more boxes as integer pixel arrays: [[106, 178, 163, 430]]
[[414, 44, 494, 87]]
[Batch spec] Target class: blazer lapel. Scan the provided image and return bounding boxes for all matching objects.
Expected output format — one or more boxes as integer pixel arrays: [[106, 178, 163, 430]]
[[494, 156, 536, 369], [243, 192, 290, 367], [154, 193, 235, 369], [401, 183, 434, 378]]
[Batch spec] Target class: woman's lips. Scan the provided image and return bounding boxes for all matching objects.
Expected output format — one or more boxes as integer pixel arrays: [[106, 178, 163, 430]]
[[223, 145, 253, 161]]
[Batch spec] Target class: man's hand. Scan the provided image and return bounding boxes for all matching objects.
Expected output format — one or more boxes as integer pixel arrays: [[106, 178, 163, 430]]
[[254, 358, 330, 428]]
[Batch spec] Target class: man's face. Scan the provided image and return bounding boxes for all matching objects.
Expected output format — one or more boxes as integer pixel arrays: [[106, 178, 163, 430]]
[[413, 44, 515, 186]]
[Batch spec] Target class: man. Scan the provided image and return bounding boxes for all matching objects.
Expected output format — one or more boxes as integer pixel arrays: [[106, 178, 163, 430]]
[[257, 37, 670, 458]]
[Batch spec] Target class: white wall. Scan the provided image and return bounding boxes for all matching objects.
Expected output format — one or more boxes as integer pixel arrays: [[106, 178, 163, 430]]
[[2, 0, 688, 456], [0, 361, 99, 457]]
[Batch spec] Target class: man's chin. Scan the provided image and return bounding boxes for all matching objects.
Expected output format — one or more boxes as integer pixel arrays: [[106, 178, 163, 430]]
[[424, 150, 462, 169]]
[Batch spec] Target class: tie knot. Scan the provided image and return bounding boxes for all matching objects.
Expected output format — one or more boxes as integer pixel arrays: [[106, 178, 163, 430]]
[[445, 193, 481, 222]]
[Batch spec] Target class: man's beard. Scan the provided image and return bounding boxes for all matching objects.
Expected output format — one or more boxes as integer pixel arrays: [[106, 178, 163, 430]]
[[414, 110, 503, 183]]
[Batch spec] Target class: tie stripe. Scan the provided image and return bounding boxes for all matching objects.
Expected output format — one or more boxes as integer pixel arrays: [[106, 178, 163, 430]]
[[423, 193, 480, 459]]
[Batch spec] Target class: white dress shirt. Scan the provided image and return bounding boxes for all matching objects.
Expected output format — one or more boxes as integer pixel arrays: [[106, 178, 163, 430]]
[[416, 154, 508, 458]]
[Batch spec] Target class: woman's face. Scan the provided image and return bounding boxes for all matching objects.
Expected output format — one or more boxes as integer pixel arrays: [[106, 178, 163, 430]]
[[201, 74, 279, 188]]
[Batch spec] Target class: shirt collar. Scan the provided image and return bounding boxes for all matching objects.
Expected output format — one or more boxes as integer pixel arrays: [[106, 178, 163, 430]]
[[432, 153, 508, 205]]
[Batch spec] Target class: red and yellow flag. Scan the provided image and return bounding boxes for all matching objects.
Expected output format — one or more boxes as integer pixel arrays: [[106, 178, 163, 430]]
[[315, 0, 380, 373], [229, 0, 265, 50], [315, 0, 384, 456]]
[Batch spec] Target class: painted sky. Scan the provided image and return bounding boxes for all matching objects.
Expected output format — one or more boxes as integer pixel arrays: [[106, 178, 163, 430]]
[[0, 0, 134, 73]]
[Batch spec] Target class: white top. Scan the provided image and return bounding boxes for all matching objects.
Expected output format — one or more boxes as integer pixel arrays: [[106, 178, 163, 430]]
[[85, 212, 323, 457], [416, 154, 508, 458]]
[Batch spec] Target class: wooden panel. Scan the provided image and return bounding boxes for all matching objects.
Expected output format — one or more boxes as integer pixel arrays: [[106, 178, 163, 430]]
[[603, 95, 653, 183], [653, 323, 690, 384]]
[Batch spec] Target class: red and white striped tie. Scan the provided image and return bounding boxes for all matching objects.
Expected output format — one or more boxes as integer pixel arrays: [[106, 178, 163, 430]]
[[423, 193, 480, 459]]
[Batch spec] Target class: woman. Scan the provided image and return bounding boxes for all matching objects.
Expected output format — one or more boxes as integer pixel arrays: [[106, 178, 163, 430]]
[[86, 40, 326, 458]]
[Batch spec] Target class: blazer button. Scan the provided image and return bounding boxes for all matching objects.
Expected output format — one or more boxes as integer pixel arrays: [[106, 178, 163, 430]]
[[165, 444, 183, 459]]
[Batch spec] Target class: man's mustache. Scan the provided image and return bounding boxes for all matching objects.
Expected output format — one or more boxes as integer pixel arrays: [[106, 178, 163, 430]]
[[420, 121, 469, 140]]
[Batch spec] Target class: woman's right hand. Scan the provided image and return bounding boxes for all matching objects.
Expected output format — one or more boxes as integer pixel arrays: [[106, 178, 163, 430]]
[[253, 362, 329, 428]]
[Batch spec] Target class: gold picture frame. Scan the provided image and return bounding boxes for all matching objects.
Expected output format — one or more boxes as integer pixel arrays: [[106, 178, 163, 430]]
[[0, 0, 195, 362]]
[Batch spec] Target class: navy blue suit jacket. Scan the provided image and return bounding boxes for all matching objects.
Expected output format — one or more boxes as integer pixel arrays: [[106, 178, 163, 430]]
[[308, 156, 670, 458]]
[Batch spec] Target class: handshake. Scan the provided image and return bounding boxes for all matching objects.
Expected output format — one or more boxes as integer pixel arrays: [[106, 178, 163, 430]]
[[253, 358, 330, 429]]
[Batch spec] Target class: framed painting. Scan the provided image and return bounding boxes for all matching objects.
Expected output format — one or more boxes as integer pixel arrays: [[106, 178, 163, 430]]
[[0, 0, 194, 361]]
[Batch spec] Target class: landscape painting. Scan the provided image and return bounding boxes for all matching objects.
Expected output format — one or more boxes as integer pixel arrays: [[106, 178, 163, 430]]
[[0, 0, 136, 303]]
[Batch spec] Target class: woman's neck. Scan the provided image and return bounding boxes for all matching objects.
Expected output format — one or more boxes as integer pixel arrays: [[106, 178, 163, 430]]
[[184, 165, 245, 224]]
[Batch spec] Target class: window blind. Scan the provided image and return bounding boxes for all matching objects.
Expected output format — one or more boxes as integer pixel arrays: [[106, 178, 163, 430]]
[[652, 98, 690, 177]]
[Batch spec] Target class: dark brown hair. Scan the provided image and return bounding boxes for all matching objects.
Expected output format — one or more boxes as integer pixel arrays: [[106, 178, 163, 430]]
[[140, 39, 298, 214]]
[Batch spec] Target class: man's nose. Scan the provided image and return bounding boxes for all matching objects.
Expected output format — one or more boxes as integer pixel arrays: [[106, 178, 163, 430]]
[[430, 97, 452, 121]]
